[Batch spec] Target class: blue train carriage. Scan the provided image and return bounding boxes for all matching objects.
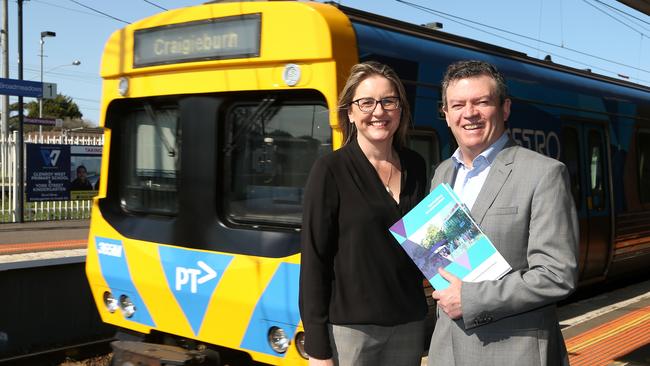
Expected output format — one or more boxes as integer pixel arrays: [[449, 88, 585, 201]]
[[342, 4, 650, 285], [85, 1, 650, 365]]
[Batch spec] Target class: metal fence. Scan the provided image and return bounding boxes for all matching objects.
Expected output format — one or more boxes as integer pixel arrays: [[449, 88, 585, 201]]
[[0, 132, 104, 223]]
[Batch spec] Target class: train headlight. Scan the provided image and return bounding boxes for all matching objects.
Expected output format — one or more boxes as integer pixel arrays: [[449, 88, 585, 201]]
[[118, 77, 129, 96], [295, 331, 308, 359], [268, 326, 290, 353], [282, 63, 301, 87], [119, 295, 136, 318], [103, 291, 119, 313]]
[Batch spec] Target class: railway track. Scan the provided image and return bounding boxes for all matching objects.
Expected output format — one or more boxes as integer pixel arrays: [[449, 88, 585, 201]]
[[0, 338, 113, 366]]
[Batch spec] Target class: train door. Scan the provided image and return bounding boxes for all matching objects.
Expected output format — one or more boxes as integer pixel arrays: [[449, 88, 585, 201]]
[[562, 123, 612, 281], [408, 129, 440, 183]]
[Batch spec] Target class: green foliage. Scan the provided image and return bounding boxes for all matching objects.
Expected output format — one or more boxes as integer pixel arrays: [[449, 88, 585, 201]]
[[444, 212, 467, 243], [422, 223, 445, 249], [5, 93, 86, 132], [26, 94, 82, 119]]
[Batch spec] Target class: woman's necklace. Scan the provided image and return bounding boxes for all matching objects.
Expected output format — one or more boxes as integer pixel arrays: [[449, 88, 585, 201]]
[[384, 162, 393, 195]]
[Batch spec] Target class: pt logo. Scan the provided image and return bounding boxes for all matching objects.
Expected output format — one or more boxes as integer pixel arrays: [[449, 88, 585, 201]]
[[175, 261, 217, 293], [159, 247, 233, 336], [40, 149, 61, 167]]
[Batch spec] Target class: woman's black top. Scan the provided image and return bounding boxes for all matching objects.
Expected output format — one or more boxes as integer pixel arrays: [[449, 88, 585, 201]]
[[299, 139, 428, 359]]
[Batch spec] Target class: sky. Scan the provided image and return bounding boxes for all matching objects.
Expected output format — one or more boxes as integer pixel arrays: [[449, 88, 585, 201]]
[[5, 0, 649, 126]]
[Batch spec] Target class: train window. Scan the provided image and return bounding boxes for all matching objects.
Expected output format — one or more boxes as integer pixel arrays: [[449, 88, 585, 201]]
[[588, 130, 605, 210], [561, 127, 582, 209], [638, 131, 650, 203], [120, 104, 181, 215], [408, 130, 440, 181], [222, 95, 330, 227]]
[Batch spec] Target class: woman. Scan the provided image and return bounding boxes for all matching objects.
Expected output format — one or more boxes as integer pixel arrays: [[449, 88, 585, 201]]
[[299, 61, 428, 366]]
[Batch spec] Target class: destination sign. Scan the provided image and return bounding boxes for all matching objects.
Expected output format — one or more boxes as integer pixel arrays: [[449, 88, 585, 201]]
[[134, 14, 261, 67]]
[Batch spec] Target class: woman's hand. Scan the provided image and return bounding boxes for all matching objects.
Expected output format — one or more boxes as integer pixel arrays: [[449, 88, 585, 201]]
[[309, 357, 334, 366]]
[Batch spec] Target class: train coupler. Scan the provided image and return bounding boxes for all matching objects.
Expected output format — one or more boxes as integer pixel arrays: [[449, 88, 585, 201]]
[[111, 340, 220, 366]]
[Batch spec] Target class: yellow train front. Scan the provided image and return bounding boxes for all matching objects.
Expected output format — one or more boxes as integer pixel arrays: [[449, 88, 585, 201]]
[[85, 2, 357, 365]]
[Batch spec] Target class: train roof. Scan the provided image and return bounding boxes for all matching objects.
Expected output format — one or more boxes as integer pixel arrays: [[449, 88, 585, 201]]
[[617, 0, 650, 15], [332, 3, 650, 96]]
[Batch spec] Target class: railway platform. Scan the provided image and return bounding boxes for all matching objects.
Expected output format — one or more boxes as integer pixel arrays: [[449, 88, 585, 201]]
[[0, 220, 648, 365], [0, 219, 115, 364], [561, 278, 650, 366], [0, 219, 88, 256], [419, 278, 650, 366]]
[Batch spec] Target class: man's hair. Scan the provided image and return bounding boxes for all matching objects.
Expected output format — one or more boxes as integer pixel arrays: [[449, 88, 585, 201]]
[[76, 165, 87, 173], [337, 61, 411, 148], [441, 60, 508, 110]]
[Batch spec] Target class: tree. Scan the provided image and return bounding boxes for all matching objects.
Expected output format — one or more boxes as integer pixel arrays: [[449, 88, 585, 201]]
[[7, 93, 86, 132], [26, 94, 82, 119]]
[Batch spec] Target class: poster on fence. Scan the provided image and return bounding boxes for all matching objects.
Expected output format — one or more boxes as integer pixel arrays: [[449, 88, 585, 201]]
[[69, 145, 102, 200], [26, 143, 102, 202], [26, 144, 70, 201]]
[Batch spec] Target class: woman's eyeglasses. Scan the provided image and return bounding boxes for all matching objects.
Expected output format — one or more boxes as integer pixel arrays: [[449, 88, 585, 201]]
[[351, 97, 400, 113]]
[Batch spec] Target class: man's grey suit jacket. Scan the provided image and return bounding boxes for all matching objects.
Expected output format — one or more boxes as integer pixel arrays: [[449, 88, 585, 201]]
[[428, 139, 579, 366]]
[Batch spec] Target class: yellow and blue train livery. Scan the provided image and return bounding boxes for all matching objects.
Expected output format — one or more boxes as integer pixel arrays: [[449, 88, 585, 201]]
[[86, 1, 650, 365], [89, 234, 303, 364]]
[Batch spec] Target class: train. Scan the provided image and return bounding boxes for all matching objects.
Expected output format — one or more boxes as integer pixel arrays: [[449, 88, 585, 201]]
[[84, 1, 650, 365]]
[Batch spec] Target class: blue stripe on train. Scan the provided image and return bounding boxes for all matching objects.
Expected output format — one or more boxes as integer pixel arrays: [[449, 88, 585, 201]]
[[94, 236, 155, 327], [240, 262, 301, 356]]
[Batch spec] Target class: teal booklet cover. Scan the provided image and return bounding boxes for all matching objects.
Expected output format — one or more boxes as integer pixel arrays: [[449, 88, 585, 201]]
[[390, 183, 511, 290]]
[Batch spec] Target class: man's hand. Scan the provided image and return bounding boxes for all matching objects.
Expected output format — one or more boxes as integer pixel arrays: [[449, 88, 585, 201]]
[[431, 267, 463, 319]]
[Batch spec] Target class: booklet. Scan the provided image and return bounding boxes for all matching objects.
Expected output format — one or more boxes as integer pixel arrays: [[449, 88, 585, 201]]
[[389, 183, 511, 290]]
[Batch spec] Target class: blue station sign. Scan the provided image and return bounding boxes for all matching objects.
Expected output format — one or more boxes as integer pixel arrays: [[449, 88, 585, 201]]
[[0, 77, 43, 98]]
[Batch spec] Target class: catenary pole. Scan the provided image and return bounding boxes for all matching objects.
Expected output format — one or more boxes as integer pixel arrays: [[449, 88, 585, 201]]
[[16, 0, 24, 222], [1, 0, 8, 138]]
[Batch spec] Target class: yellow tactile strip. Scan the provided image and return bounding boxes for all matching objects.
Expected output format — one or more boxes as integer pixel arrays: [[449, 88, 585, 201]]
[[565, 305, 650, 366]]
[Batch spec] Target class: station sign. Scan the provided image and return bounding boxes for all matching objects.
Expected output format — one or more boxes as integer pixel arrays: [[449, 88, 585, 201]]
[[0, 78, 57, 99], [24, 117, 63, 127], [0, 77, 43, 98], [43, 82, 57, 99]]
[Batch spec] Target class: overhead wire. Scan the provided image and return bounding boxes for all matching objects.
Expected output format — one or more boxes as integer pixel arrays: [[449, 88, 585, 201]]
[[580, 0, 647, 36], [395, 0, 650, 82], [73, 96, 101, 103], [32, 0, 103, 18], [67, 0, 131, 24], [29, 0, 138, 122], [25, 1, 171, 123], [142, 0, 168, 11], [590, 0, 650, 27], [536, 0, 544, 59], [559, 0, 565, 47]]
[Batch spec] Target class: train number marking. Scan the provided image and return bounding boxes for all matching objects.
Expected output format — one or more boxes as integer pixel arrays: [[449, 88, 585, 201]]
[[97, 242, 123, 257], [175, 261, 217, 294]]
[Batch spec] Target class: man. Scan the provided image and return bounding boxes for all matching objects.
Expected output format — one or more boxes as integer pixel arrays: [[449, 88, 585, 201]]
[[70, 165, 93, 191], [427, 60, 579, 366]]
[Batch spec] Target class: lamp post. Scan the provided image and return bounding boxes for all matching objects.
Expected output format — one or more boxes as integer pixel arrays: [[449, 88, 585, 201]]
[[39, 30, 56, 119]]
